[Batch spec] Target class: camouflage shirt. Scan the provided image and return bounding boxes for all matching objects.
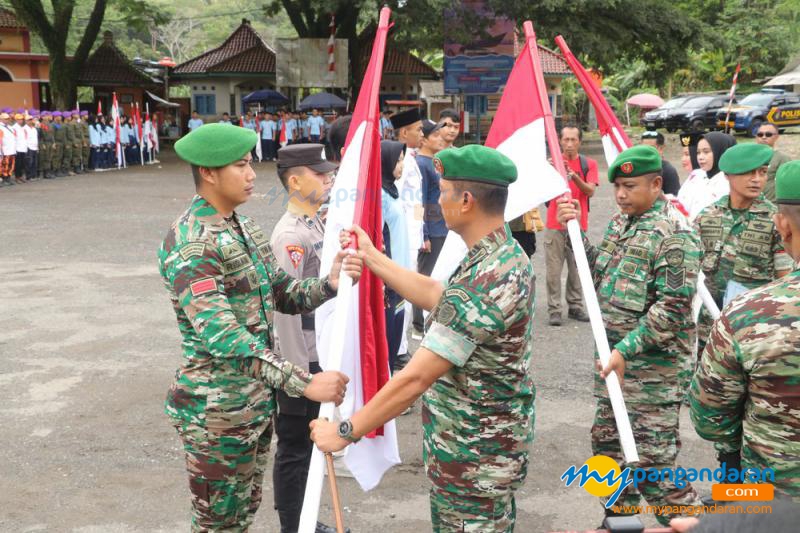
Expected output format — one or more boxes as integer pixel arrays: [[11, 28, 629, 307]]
[[695, 194, 792, 307], [420, 224, 535, 498], [158, 195, 334, 428], [584, 198, 701, 404], [690, 267, 800, 498]]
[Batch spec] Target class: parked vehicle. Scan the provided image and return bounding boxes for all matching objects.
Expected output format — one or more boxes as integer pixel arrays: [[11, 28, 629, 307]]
[[716, 89, 800, 136], [664, 94, 732, 132], [642, 95, 696, 130]]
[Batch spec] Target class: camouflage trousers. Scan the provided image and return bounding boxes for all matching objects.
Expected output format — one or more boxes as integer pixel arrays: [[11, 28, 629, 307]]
[[592, 400, 702, 525], [429, 487, 516, 533], [174, 419, 273, 532]]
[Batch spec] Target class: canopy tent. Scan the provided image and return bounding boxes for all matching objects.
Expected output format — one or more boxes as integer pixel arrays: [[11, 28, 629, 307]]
[[298, 91, 347, 111], [765, 68, 800, 87], [625, 93, 665, 126], [242, 89, 289, 105]]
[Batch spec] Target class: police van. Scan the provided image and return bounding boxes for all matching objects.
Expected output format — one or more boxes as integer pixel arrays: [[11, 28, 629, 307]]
[[717, 89, 800, 136]]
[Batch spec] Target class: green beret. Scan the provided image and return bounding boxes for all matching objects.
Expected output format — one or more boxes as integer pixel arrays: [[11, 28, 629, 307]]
[[433, 145, 517, 187], [718, 143, 773, 175], [775, 160, 800, 205], [608, 145, 662, 182], [174, 123, 257, 167]]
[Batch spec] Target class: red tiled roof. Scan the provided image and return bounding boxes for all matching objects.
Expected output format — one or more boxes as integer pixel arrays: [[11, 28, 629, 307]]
[[358, 46, 437, 78], [0, 8, 25, 29], [538, 44, 570, 76], [173, 20, 275, 75], [77, 37, 158, 86]]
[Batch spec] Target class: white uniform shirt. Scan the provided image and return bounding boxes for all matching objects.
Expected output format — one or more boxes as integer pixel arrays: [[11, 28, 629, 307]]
[[678, 169, 730, 222], [13, 123, 27, 153], [0, 123, 16, 155], [24, 124, 38, 151]]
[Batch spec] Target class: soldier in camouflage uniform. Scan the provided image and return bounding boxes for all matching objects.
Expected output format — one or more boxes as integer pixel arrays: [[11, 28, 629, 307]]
[[694, 143, 793, 356], [38, 111, 54, 179], [159, 124, 357, 532], [690, 160, 800, 500], [65, 111, 81, 174], [51, 112, 66, 177], [77, 110, 89, 172], [557, 145, 703, 525], [311, 145, 535, 533]]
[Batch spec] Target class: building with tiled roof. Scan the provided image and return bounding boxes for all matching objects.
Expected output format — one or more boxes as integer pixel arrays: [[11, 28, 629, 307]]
[[0, 7, 52, 109], [172, 19, 278, 118]]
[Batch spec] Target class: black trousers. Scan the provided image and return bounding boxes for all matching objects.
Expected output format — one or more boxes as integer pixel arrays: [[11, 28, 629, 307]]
[[385, 305, 405, 373], [25, 150, 38, 178], [413, 236, 446, 330], [273, 361, 322, 533], [15, 152, 27, 177]]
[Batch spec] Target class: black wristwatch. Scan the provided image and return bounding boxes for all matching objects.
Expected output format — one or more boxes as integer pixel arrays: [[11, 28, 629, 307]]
[[323, 277, 337, 297], [337, 419, 360, 443]]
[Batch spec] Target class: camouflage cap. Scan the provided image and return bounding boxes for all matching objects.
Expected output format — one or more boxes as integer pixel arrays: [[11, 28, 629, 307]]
[[175, 123, 258, 167], [608, 145, 662, 182], [433, 144, 517, 187], [775, 160, 800, 205], [718, 143, 773, 175]]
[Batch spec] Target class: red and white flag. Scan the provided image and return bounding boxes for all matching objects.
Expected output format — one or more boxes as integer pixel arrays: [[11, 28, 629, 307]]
[[254, 110, 263, 161], [97, 100, 102, 116], [556, 36, 631, 166], [431, 23, 569, 281], [112, 92, 123, 168], [301, 9, 398, 529], [327, 14, 336, 77], [729, 63, 741, 100]]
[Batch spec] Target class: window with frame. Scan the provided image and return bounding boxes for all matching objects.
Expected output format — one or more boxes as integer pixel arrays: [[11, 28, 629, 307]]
[[194, 94, 216, 115]]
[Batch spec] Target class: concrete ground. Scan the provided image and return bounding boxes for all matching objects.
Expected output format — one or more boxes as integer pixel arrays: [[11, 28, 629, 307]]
[[2, 132, 795, 532]]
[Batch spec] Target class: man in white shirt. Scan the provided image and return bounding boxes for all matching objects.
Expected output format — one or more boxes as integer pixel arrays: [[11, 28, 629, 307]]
[[24, 113, 39, 181], [13, 113, 28, 182], [187, 111, 204, 133]]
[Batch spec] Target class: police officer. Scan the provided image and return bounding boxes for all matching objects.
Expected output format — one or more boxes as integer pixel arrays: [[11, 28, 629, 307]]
[[270, 143, 340, 533], [690, 160, 800, 500], [557, 145, 704, 525], [159, 123, 357, 532], [694, 143, 793, 355], [311, 145, 535, 532]]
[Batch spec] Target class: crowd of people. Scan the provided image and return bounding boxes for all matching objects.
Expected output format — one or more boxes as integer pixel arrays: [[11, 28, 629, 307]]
[[0, 106, 159, 188]]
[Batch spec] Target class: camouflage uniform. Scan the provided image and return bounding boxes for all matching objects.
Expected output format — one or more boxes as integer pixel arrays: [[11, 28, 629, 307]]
[[70, 119, 82, 171], [583, 198, 703, 524], [158, 195, 336, 532], [690, 266, 800, 499], [38, 121, 53, 178], [694, 194, 793, 354], [420, 224, 535, 533], [51, 122, 66, 175], [62, 118, 75, 174], [80, 120, 90, 170]]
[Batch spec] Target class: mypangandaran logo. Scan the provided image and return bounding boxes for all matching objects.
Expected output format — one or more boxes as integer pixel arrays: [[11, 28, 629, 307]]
[[560, 455, 775, 508]]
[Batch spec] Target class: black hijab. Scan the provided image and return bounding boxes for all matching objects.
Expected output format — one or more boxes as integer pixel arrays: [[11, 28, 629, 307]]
[[380, 140, 406, 199], [700, 131, 736, 177]]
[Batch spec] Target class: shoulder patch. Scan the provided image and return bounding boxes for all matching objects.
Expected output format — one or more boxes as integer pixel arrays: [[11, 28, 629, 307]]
[[286, 245, 305, 269], [178, 242, 206, 261], [437, 301, 458, 325], [661, 236, 685, 249], [665, 248, 684, 267], [444, 287, 471, 304], [190, 277, 217, 297]]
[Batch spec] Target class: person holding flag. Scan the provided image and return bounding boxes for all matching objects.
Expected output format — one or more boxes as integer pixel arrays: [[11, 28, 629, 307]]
[[158, 123, 359, 532], [311, 144, 535, 532], [270, 143, 340, 533], [556, 145, 704, 525]]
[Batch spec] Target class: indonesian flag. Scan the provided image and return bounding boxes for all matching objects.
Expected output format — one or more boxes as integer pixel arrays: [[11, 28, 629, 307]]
[[143, 105, 152, 151], [151, 114, 160, 154], [97, 100, 102, 116], [555, 36, 631, 166], [431, 22, 569, 281], [729, 63, 741, 100], [327, 14, 336, 77], [306, 6, 399, 513], [112, 92, 123, 168], [134, 103, 143, 144], [279, 114, 287, 145], [254, 113, 263, 161]]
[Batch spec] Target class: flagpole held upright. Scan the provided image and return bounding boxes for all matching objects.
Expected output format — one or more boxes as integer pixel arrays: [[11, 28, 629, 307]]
[[524, 21, 638, 463]]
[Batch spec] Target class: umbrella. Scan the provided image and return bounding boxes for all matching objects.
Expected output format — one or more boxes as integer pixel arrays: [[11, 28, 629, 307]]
[[626, 93, 664, 109], [298, 91, 347, 111], [242, 89, 289, 105]]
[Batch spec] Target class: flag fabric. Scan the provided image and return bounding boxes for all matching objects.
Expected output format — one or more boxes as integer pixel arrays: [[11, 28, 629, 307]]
[[313, 6, 399, 491], [143, 105, 152, 152], [135, 103, 144, 166], [555, 36, 631, 166], [723, 63, 741, 133], [254, 111, 263, 162], [279, 114, 287, 146], [151, 113, 160, 154], [97, 100, 102, 116], [112, 92, 123, 168], [431, 25, 569, 281]]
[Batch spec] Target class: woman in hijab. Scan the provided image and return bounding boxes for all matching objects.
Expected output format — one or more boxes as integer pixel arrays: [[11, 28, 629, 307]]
[[678, 131, 736, 220], [380, 140, 408, 373]]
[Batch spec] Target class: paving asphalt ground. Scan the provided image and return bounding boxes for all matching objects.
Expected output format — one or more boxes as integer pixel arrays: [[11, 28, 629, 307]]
[[5, 131, 793, 532]]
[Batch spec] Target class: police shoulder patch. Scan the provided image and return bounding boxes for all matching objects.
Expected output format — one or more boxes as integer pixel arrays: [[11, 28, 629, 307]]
[[286, 245, 304, 269]]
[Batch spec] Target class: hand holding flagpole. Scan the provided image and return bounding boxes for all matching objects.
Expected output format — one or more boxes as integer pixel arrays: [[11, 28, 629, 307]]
[[525, 22, 638, 463]]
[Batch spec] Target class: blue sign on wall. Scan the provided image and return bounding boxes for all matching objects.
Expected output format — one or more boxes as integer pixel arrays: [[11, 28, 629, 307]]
[[444, 55, 515, 95]]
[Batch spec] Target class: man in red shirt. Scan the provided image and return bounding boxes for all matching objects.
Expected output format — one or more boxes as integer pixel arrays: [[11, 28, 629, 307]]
[[545, 124, 598, 325]]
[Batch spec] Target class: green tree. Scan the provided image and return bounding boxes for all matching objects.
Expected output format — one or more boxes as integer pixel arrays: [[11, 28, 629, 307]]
[[8, 0, 164, 108]]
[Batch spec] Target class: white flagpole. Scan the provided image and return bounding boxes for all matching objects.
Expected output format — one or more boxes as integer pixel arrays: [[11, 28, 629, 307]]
[[525, 21, 638, 462]]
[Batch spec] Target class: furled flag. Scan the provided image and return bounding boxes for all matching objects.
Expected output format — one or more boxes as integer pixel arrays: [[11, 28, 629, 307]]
[[431, 27, 570, 281], [556, 36, 631, 166], [111, 92, 123, 168], [254, 110, 263, 162], [134, 103, 144, 166], [301, 8, 399, 529], [723, 63, 741, 133], [97, 100, 102, 117], [327, 14, 336, 77]]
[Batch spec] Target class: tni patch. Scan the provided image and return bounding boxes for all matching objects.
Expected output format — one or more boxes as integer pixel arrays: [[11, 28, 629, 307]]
[[286, 245, 305, 269]]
